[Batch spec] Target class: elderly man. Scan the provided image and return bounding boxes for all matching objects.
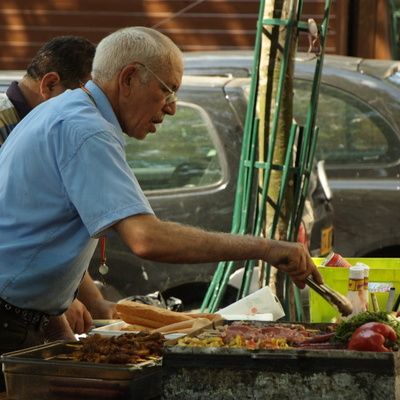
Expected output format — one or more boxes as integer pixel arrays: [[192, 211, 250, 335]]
[[0, 36, 116, 338], [0, 27, 321, 360]]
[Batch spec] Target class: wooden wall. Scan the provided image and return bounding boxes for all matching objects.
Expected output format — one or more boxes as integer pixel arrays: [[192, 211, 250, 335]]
[[0, 0, 389, 70], [348, 0, 392, 59]]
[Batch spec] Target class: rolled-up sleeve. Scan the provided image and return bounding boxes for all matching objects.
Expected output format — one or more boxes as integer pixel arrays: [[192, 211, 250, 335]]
[[60, 130, 154, 237]]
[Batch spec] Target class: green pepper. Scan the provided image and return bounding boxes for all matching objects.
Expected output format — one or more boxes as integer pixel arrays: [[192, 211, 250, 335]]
[[347, 322, 397, 352]]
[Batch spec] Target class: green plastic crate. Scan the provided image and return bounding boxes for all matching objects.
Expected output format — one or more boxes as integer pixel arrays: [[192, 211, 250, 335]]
[[310, 258, 400, 322]]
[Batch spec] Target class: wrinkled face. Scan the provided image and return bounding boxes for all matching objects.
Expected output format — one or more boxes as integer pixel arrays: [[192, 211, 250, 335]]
[[118, 58, 183, 140]]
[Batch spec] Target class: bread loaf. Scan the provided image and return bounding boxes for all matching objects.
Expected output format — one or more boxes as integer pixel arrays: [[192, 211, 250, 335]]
[[153, 317, 211, 334], [117, 312, 164, 328], [116, 300, 193, 328], [182, 312, 221, 321], [152, 319, 195, 333]]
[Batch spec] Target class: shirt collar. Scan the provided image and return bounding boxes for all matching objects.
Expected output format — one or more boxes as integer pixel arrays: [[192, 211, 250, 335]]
[[6, 81, 32, 119], [84, 80, 125, 146]]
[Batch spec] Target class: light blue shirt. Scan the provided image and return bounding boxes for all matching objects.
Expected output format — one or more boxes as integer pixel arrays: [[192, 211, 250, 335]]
[[0, 81, 154, 314]]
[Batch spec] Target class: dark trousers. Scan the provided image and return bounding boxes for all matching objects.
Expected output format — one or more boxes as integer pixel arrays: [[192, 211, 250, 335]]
[[0, 302, 49, 392]]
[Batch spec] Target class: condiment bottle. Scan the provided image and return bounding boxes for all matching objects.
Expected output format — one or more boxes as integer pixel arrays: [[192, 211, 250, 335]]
[[346, 265, 365, 317], [354, 262, 369, 311]]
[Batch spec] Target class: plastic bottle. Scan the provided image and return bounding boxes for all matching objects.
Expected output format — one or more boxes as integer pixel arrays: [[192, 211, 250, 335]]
[[354, 262, 369, 311], [346, 265, 365, 317]]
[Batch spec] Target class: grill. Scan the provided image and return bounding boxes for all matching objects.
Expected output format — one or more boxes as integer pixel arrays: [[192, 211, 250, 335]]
[[162, 321, 400, 400]]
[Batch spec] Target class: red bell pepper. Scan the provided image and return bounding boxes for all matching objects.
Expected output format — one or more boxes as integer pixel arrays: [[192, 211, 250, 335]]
[[347, 322, 397, 352]]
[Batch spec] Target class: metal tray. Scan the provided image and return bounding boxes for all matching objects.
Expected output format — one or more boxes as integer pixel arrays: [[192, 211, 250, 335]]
[[90, 321, 186, 340], [1, 341, 161, 400]]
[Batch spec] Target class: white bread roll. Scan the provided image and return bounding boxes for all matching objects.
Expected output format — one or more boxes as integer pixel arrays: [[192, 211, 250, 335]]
[[116, 300, 193, 328]]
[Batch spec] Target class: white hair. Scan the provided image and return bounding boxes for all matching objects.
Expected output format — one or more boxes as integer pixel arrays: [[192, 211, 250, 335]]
[[92, 26, 183, 83]]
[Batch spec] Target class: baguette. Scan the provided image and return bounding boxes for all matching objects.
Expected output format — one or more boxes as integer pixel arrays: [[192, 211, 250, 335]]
[[116, 313, 164, 329], [152, 319, 195, 333], [116, 300, 193, 327], [182, 312, 222, 321], [191, 317, 213, 331], [153, 317, 211, 334]]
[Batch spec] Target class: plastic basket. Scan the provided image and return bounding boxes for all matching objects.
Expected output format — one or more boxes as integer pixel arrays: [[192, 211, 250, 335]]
[[310, 258, 400, 322]]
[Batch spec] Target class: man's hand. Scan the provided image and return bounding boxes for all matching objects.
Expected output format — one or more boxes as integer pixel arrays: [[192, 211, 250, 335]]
[[64, 299, 93, 334], [264, 240, 323, 289], [44, 314, 76, 342], [76, 271, 117, 320]]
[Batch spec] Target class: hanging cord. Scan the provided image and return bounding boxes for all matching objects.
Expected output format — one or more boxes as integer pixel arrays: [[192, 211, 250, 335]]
[[151, 0, 207, 29], [99, 236, 109, 275], [78, 86, 109, 276]]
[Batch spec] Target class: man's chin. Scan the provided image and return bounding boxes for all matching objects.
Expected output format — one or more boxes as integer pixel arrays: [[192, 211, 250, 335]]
[[124, 130, 148, 140]]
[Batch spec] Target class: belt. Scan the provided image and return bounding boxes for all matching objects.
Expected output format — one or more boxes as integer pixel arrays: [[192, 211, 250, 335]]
[[0, 297, 49, 328]]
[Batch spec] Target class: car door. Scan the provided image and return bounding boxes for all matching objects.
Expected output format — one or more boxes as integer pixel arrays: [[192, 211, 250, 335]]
[[294, 73, 400, 257]]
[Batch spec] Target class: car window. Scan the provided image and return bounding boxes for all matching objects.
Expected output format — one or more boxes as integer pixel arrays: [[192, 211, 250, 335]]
[[294, 80, 394, 165], [125, 102, 223, 191]]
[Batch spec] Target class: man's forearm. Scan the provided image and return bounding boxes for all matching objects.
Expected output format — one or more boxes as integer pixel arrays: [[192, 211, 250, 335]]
[[77, 271, 104, 306], [115, 213, 321, 288], [115, 214, 269, 264]]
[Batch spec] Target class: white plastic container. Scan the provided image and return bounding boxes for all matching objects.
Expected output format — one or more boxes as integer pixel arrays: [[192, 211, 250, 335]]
[[346, 265, 365, 317], [354, 262, 369, 311]]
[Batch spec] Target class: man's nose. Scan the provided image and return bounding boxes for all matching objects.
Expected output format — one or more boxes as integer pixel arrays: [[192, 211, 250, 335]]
[[163, 101, 177, 116]]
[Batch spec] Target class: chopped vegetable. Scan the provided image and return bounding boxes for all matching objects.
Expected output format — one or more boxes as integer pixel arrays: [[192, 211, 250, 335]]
[[334, 311, 400, 345], [347, 322, 397, 352]]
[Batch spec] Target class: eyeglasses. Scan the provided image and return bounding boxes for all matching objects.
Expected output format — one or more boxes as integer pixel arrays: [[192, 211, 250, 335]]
[[137, 62, 178, 105]]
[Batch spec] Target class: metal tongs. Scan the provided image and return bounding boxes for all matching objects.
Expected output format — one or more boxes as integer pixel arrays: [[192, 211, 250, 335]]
[[306, 276, 353, 317]]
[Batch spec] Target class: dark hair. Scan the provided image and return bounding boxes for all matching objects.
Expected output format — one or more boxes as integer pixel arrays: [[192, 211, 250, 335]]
[[26, 36, 96, 88]]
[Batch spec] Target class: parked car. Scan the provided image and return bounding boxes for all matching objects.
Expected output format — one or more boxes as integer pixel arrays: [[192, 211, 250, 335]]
[[299, 54, 400, 258], [89, 51, 400, 306], [186, 51, 400, 258], [0, 55, 334, 308]]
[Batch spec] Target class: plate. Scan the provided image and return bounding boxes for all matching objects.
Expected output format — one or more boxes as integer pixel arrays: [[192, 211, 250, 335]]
[[90, 321, 186, 340], [92, 319, 121, 328]]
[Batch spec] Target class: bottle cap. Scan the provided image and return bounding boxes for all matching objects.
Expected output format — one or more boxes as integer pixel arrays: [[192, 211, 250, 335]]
[[354, 262, 369, 277], [349, 265, 364, 279]]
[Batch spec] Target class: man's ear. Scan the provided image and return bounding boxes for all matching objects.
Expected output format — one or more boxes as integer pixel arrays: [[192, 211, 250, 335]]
[[118, 64, 139, 96], [39, 72, 62, 100]]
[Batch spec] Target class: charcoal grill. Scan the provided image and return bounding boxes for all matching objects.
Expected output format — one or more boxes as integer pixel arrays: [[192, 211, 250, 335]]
[[162, 322, 400, 400]]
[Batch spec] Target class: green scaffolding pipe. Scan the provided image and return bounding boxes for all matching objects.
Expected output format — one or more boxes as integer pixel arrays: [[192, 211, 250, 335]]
[[202, 0, 333, 318]]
